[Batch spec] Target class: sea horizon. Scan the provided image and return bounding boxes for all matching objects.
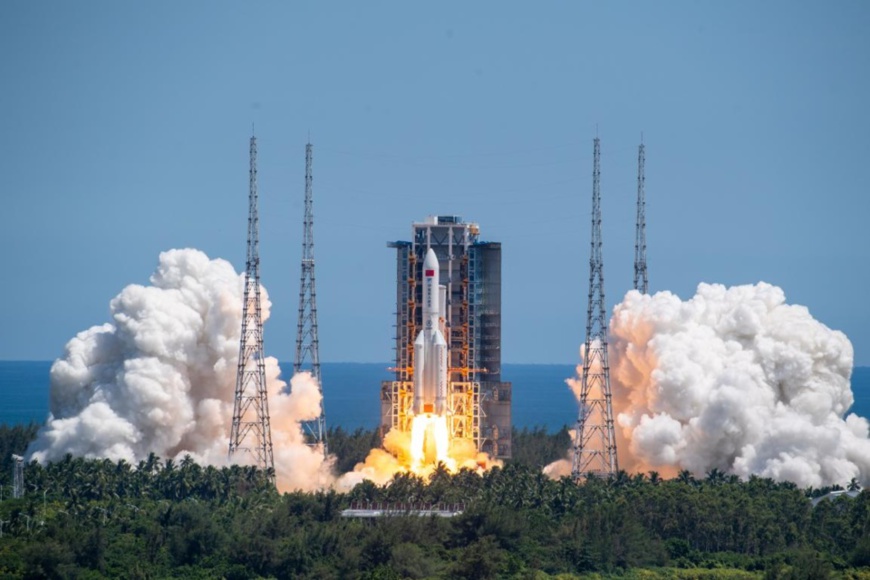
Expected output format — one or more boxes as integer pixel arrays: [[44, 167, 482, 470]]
[[2, 361, 869, 434]]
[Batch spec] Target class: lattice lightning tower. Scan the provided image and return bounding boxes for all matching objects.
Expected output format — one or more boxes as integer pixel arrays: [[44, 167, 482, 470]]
[[572, 137, 619, 480], [634, 141, 648, 294], [228, 134, 275, 479], [295, 142, 327, 454]]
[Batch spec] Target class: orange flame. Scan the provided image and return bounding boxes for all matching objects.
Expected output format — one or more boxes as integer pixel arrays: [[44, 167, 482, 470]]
[[409, 414, 454, 473], [338, 413, 502, 488]]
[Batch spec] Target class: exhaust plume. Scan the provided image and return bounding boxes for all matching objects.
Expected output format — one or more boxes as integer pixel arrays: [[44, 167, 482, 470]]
[[610, 283, 868, 488], [337, 425, 501, 490], [26, 249, 334, 491]]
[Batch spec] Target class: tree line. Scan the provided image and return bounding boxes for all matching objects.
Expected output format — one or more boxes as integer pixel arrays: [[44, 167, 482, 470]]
[[0, 423, 867, 579]]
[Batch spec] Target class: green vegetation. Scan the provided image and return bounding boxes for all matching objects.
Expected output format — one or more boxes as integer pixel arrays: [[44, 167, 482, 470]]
[[1, 424, 869, 579], [510, 426, 572, 470], [0, 422, 39, 486]]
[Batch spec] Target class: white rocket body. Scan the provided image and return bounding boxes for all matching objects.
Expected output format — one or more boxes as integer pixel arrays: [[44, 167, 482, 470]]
[[413, 248, 448, 416]]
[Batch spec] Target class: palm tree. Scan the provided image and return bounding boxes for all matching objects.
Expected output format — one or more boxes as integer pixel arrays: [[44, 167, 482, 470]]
[[677, 470, 696, 486], [705, 468, 725, 485], [427, 463, 452, 503], [610, 470, 631, 488], [348, 479, 379, 504], [143, 452, 161, 475], [114, 459, 132, 497]]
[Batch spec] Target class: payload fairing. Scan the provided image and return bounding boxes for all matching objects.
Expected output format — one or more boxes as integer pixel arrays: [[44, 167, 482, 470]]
[[412, 249, 448, 416]]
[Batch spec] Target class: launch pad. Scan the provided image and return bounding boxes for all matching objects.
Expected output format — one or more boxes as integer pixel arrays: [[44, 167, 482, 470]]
[[381, 216, 511, 462]]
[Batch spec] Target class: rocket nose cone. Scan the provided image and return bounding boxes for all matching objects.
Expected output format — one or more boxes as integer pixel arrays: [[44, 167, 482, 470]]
[[424, 248, 439, 269]]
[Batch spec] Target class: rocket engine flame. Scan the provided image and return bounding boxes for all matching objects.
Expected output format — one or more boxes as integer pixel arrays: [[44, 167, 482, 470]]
[[336, 421, 499, 490], [410, 414, 453, 472]]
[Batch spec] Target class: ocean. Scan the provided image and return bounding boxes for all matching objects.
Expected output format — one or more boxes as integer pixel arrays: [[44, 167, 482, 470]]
[[2, 361, 869, 432]]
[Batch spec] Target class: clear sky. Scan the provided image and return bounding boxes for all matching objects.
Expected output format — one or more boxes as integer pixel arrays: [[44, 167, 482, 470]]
[[1, 1, 868, 365]]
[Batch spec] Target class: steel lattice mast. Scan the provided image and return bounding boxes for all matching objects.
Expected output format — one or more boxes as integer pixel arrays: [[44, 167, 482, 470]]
[[572, 137, 619, 481], [634, 140, 648, 294], [295, 142, 327, 454], [228, 134, 275, 480]]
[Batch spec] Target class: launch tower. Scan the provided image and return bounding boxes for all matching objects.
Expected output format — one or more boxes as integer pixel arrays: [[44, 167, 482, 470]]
[[228, 135, 275, 479], [634, 141, 648, 294], [572, 138, 619, 480], [382, 216, 512, 458], [294, 142, 328, 454]]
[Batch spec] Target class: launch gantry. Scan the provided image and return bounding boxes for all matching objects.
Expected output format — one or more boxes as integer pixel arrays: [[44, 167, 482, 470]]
[[383, 216, 511, 459]]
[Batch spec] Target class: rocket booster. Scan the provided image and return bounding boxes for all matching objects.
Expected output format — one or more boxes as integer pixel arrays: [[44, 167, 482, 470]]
[[413, 248, 448, 416]]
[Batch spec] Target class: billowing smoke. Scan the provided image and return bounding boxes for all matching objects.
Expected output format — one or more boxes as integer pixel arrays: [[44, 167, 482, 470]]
[[610, 282, 869, 488], [26, 248, 334, 492]]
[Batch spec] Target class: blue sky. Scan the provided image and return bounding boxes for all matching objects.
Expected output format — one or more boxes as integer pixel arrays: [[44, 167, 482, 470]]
[[1, 1, 868, 365]]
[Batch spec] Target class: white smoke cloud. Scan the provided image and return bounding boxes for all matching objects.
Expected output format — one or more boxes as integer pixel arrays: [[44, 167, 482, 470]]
[[270, 372, 335, 491], [610, 282, 870, 488], [27, 248, 334, 492]]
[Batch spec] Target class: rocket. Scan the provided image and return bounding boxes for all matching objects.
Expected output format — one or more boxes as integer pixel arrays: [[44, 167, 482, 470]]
[[413, 248, 448, 416]]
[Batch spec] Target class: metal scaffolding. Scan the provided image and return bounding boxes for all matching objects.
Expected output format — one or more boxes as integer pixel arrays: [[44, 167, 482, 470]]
[[572, 138, 619, 480], [382, 216, 511, 458], [228, 134, 275, 481], [294, 142, 327, 454]]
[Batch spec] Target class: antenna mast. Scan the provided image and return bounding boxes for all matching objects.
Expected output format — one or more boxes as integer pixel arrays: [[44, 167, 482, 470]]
[[572, 137, 619, 480], [228, 134, 275, 481], [295, 142, 328, 454], [634, 140, 648, 293]]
